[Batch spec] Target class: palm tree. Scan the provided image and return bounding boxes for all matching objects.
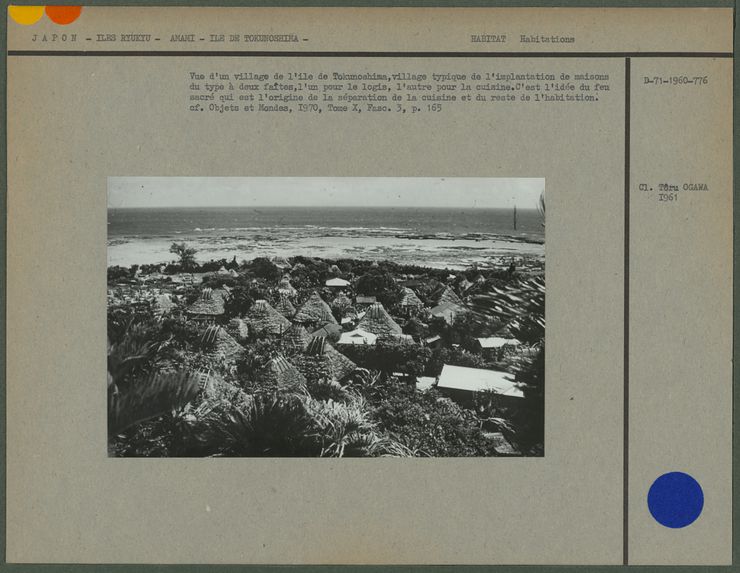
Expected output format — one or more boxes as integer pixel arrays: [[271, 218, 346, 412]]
[[307, 394, 376, 457], [195, 393, 320, 457], [169, 242, 197, 270], [107, 318, 207, 440], [108, 369, 206, 436], [469, 277, 545, 455], [181, 390, 411, 458], [537, 190, 546, 228], [469, 277, 545, 345]]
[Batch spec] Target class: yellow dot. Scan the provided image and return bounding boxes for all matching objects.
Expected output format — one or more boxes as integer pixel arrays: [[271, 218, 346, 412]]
[[8, 5, 44, 25]]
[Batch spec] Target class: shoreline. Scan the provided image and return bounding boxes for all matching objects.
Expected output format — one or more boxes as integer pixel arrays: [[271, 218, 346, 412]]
[[108, 231, 545, 271]]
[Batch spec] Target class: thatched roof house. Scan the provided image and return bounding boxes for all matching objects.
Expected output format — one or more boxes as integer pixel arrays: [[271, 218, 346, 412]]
[[399, 287, 424, 311], [430, 301, 466, 325], [256, 355, 307, 392], [200, 373, 251, 408], [186, 288, 226, 323], [311, 322, 342, 342], [400, 287, 423, 306], [438, 286, 464, 307], [283, 324, 310, 354], [357, 302, 403, 336], [244, 299, 291, 336], [227, 318, 249, 342], [275, 295, 297, 318], [200, 325, 246, 362], [317, 307, 338, 326], [294, 292, 337, 326], [302, 336, 357, 381]]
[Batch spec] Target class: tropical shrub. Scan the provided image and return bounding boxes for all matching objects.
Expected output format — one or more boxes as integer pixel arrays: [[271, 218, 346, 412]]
[[249, 257, 281, 281], [169, 243, 197, 270]]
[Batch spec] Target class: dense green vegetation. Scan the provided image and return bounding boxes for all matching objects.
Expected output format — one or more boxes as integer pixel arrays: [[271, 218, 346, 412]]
[[108, 252, 545, 457]]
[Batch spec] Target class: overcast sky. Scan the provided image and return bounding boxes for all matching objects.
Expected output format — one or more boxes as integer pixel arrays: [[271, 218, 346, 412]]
[[108, 177, 545, 209]]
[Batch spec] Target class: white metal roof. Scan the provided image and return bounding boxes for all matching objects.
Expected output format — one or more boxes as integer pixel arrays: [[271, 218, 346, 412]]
[[476, 337, 522, 349], [337, 328, 377, 346], [325, 277, 350, 287], [416, 376, 437, 391], [437, 364, 524, 397]]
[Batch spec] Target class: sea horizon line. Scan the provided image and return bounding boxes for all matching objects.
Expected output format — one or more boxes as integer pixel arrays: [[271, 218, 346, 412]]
[[107, 205, 540, 211]]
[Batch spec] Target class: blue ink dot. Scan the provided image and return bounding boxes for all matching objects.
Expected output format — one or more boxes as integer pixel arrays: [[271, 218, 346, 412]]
[[647, 472, 704, 528]]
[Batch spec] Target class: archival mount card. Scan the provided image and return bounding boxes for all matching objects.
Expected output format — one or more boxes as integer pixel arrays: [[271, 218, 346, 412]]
[[5, 6, 733, 566]]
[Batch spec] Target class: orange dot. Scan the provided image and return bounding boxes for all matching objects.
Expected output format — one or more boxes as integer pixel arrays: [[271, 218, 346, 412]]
[[45, 6, 82, 25], [8, 6, 44, 25]]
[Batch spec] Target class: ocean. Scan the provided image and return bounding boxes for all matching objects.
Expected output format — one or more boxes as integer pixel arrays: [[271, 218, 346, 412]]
[[107, 206, 545, 270]]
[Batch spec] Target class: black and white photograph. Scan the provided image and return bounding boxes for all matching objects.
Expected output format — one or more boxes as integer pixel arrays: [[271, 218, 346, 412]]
[[107, 177, 545, 457]]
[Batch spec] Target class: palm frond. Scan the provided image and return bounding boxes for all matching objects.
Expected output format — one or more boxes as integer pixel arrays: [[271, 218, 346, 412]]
[[108, 369, 207, 435], [199, 394, 320, 456], [469, 277, 545, 343]]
